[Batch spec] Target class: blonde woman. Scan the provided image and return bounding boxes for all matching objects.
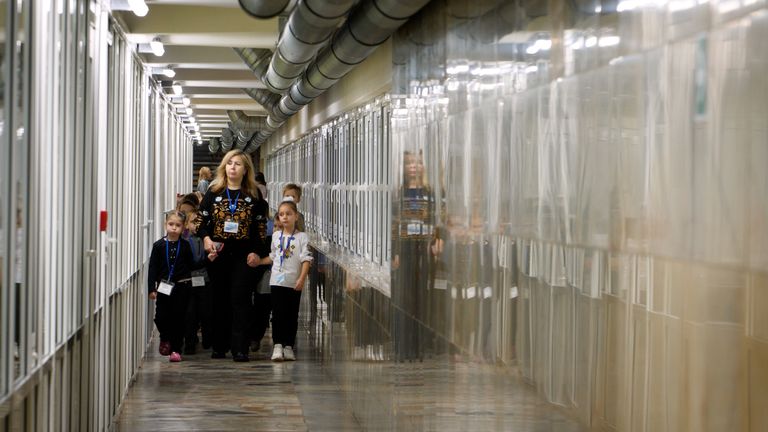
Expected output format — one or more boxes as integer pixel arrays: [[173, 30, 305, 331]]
[[197, 166, 212, 193], [198, 150, 269, 362]]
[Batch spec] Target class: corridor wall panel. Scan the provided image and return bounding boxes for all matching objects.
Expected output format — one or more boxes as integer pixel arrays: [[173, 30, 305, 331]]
[[0, 0, 195, 429]]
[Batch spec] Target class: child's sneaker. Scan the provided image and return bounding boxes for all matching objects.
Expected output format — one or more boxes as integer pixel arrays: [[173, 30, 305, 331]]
[[271, 344, 284, 362], [159, 341, 171, 356], [169, 352, 182, 362], [283, 346, 296, 361]]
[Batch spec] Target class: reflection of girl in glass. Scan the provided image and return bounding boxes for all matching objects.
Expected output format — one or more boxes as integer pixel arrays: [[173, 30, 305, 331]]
[[392, 150, 434, 361]]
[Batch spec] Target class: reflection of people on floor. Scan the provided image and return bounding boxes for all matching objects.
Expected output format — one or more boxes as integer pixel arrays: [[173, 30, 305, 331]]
[[345, 272, 389, 361], [392, 150, 436, 361]]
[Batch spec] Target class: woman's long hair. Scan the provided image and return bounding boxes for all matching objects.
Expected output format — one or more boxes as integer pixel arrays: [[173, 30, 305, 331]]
[[209, 149, 259, 198]]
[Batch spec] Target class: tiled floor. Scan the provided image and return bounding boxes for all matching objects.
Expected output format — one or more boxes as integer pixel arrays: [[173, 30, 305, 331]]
[[114, 328, 585, 432]]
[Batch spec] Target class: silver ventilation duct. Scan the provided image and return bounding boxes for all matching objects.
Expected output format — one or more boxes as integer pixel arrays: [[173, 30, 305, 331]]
[[220, 128, 235, 152], [227, 110, 268, 131], [234, 48, 273, 80], [208, 137, 221, 153], [254, 0, 430, 143], [263, 0, 356, 93], [243, 88, 280, 117], [235, 129, 256, 150], [238, 0, 296, 18]]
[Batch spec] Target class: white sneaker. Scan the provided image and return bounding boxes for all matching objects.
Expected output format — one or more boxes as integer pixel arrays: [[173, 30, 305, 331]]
[[283, 346, 295, 361], [271, 344, 284, 362]]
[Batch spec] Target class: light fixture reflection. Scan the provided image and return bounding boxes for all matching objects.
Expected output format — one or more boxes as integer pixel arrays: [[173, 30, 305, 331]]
[[172, 83, 183, 95], [150, 37, 164, 56], [162, 68, 175, 78], [127, 0, 148, 17], [182, 97, 191, 106]]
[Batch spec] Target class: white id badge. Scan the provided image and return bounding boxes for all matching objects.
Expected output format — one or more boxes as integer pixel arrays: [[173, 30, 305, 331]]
[[224, 220, 239, 233], [157, 281, 174, 296], [433, 279, 448, 290], [191, 276, 205, 287]]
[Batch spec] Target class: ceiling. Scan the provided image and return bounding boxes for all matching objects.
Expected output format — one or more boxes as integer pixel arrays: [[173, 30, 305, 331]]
[[113, 0, 281, 139]]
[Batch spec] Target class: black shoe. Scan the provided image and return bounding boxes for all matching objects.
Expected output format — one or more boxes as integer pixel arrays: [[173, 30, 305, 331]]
[[233, 352, 249, 362], [211, 351, 226, 359]]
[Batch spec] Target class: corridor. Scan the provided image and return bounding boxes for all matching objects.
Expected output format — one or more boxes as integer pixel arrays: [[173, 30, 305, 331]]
[[0, 0, 766, 431]]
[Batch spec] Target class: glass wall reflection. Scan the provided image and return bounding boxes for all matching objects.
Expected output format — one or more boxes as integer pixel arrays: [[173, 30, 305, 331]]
[[390, 0, 768, 430]]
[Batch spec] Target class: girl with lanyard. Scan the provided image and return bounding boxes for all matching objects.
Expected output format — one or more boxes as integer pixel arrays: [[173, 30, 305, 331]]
[[198, 149, 269, 362], [260, 199, 312, 361], [148, 211, 200, 362]]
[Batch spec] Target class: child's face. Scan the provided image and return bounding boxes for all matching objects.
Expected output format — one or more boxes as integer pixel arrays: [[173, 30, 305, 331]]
[[278, 205, 298, 229], [283, 189, 300, 204], [166, 216, 184, 239]]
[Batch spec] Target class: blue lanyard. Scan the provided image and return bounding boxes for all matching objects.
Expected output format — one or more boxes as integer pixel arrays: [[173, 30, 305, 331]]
[[278, 230, 295, 268], [226, 189, 240, 218], [165, 239, 180, 281]]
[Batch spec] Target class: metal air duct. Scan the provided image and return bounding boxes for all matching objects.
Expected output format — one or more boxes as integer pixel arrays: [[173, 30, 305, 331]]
[[263, 0, 357, 93], [254, 0, 430, 144], [238, 0, 296, 18], [208, 137, 220, 153], [234, 48, 273, 80], [227, 110, 268, 131], [243, 88, 281, 117]]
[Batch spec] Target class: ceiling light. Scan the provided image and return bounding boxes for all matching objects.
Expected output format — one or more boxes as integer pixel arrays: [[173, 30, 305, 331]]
[[149, 37, 164, 56], [182, 97, 190, 106], [127, 0, 148, 17], [172, 82, 182, 95], [186, 107, 193, 116], [162, 68, 175, 78]]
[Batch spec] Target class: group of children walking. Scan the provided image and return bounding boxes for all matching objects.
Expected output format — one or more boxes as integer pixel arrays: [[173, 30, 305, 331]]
[[147, 149, 311, 363]]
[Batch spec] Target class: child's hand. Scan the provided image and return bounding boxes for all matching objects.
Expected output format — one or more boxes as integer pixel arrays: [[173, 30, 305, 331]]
[[149, 291, 157, 300], [246, 253, 260, 267], [294, 277, 305, 291], [207, 252, 218, 261]]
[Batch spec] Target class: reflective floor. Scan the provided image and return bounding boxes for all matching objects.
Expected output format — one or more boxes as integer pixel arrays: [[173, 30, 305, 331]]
[[114, 325, 584, 432]]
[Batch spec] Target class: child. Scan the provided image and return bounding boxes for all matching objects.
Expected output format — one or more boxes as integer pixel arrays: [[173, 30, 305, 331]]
[[183, 210, 212, 354], [260, 199, 313, 361], [147, 211, 200, 362], [282, 183, 305, 231]]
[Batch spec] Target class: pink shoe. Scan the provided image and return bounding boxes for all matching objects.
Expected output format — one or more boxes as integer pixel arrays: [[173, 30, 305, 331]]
[[169, 352, 182, 362], [159, 341, 171, 356]]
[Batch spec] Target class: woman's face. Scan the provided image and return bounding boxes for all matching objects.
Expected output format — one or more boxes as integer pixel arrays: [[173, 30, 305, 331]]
[[226, 155, 246, 183], [405, 154, 424, 180]]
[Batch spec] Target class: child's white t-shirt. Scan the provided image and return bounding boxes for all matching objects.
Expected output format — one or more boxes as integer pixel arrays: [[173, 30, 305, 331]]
[[269, 230, 313, 288]]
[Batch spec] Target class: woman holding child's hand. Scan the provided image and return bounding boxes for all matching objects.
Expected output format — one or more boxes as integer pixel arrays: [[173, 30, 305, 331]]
[[197, 149, 269, 363]]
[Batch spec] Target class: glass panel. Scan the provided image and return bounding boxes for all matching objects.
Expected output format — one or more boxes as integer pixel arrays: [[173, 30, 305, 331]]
[[11, 0, 29, 381], [0, 0, 8, 398]]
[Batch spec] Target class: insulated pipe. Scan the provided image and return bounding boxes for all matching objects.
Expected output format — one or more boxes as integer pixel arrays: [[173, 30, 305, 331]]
[[263, 0, 356, 93], [255, 0, 430, 142], [208, 137, 220, 153], [227, 110, 268, 130], [233, 48, 273, 80], [293, 0, 431, 104], [235, 129, 256, 149], [242, 88, 281, 116], [238, 0, 295, 18]]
